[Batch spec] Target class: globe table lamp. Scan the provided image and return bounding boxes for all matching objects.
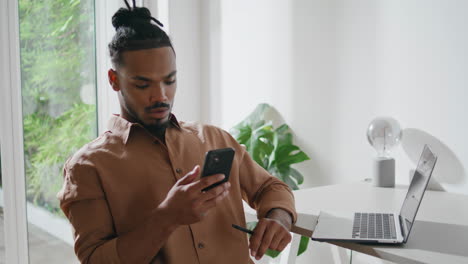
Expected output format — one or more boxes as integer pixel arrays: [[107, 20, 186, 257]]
[[367, 117, 402, 187]]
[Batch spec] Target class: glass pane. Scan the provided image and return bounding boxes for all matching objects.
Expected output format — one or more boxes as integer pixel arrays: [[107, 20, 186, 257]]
[[18, 0, 97, 263]]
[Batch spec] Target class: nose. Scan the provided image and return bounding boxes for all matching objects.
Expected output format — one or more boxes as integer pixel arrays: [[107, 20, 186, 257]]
[[149, 83, 168, 103]]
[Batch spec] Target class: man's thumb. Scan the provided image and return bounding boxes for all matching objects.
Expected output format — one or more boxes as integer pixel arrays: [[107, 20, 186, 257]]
[[178, 165, 200, 185]]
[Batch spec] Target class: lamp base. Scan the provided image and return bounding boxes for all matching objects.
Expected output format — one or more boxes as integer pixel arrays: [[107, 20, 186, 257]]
[[373, 157, 395, 188]]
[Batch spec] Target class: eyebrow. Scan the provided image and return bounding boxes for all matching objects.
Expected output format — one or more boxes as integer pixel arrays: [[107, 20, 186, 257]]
[[131, 70, 177, 82]]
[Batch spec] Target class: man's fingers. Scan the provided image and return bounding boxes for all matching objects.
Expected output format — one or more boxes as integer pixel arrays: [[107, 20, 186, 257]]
[[276, 235, 292, 252], [269, 232, 282, 251], [198, 185, 230, 211], [270, 229, 291, 251], [195, 173, 225, 191], [177, 165, 200, 185], [200, 181, 230, 202], [249, 220, 267, 258], [255, 224, 279, 259], [190, 181, 230, 211], [249, 220, 291, 260]]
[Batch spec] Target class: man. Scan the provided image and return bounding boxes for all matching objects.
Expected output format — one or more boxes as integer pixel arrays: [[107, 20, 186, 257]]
[[58, 3, 296, 263]]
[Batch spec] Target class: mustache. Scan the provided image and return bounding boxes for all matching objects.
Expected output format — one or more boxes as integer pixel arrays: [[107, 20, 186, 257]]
[[145, 102, 171, 112]]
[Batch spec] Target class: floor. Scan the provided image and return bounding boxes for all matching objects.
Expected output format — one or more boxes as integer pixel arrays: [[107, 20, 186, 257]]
[[0, 208, 78, 264]]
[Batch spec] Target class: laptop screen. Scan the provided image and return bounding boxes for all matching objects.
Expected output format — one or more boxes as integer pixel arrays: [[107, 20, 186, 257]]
[[399, 145, 437, 242]]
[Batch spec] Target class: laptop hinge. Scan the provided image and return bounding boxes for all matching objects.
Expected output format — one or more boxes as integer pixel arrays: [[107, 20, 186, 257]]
[[399, 215, 406, 239]]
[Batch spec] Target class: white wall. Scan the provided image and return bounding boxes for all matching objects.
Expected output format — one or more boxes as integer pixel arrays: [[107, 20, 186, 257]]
[[374, 0, 468, 193], [217, 0, 468, 193], [218, 0, 368, 187], [219, 0, 293, 130], [168, 0, 203, 122]]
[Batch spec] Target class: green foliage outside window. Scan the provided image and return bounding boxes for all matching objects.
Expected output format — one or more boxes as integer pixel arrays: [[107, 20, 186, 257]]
[[23, 104, 96, 215], [19, 0, 97, 216], [19, 0, 96, 116]]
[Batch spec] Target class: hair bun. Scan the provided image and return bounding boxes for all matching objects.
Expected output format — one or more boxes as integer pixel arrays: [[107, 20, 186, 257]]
[[112, 7, 153, 29]]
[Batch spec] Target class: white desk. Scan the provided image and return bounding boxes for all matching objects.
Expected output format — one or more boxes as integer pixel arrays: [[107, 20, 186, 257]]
[[290, 183, 468, 264]]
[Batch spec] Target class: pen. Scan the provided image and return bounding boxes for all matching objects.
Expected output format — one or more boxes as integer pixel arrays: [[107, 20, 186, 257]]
[[232, 224, 254, 235]]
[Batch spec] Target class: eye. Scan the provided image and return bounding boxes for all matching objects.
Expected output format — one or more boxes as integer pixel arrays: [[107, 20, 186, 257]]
[[135, 84, 149, 89], [164, 78, 176, 85]]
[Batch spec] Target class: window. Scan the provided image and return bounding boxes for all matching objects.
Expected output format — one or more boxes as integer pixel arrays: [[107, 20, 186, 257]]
[[18, 0, 97, 262], [1, 1, 161, 262]]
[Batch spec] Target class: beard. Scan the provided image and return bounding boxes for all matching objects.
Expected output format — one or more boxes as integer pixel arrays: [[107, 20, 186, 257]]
[[143, 117, 171, 134], [123, 101, 172, 133], [143, 101, 172, 132], [119, 88, 173, 136]]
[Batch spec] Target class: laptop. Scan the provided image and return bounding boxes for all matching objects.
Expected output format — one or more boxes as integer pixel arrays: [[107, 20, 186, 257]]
[[311, 145, 437, 244]]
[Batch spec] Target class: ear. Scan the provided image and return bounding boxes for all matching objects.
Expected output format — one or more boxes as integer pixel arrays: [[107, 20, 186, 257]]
[[108, 69, 120, 92]]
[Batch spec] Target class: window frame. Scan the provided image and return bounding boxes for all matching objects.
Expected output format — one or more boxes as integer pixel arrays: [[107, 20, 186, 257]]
[[0, 0, 29, 263], [95, 0, 124, 134]]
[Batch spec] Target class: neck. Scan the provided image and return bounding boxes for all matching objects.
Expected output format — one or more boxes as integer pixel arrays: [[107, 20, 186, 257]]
[[149, 125, 167, 144]]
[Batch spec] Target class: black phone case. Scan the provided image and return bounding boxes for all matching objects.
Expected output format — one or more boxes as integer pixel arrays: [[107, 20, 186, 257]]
[[201, 148, 235, 192]]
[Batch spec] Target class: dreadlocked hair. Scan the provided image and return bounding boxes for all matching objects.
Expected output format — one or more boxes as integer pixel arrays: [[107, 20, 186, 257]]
[[108, 0, 173, 68]]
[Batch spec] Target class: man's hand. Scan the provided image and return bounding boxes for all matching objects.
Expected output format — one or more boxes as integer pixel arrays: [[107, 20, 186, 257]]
[[158, 165, 231, 226], [249, 209, 293, 260]]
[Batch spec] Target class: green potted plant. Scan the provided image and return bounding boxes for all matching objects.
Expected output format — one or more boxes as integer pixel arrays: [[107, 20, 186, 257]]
[[230, 103, 311, 258]]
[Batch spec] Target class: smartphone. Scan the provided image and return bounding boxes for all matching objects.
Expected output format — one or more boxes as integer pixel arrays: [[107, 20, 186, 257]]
[[201, 148, 235, 192]]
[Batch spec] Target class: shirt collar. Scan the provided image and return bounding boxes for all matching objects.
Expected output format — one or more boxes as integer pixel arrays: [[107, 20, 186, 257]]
[[107, 114, 181, 145]]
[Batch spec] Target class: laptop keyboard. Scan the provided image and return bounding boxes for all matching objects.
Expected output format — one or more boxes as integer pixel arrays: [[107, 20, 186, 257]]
[[352, 213, 397, 239]]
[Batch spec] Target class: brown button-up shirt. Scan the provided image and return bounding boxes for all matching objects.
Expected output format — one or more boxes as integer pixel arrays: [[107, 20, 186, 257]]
[[57, 114, 297, 264]]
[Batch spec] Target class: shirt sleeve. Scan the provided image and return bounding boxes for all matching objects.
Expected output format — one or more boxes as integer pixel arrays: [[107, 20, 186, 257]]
[[57, 159, 121, 264], [222, 131, 298, 224]]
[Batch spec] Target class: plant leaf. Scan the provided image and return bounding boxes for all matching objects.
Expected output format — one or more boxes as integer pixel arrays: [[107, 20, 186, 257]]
[[276, 144, 310, 167], [297, 235, 310, 256], [273, 166, 298, 190], [232, 103, 271, 130], [290, 167, 304, 185], [231, 124, 252, 145], [275, 124, 289, 134], [246, 221, 258, 230], [245, 103, 271, 126], [265, 248, 282, 258], [249, 124, 274, 166], [283, 172, 299, 190], [274, 124, 293, 148]]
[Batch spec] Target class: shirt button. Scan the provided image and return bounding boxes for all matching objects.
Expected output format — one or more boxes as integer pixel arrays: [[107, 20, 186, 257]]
[[198, 242, 205, 249], [176, 168, 182, 174]]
